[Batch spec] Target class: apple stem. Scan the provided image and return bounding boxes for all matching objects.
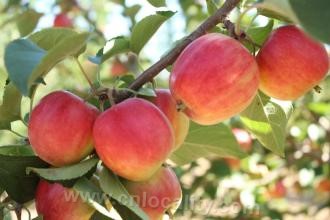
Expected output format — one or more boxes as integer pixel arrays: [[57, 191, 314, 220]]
[[113, 0, 242, 103], [234, 3, 262, 36], [75, 58, 96, 93]]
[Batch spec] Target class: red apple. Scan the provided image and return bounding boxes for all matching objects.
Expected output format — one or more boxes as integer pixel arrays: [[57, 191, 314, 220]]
[[232, 128, 252, 151], [170, 33, 259, 125], [111, 59, 128, 76], [93, 98, 174, 181], [54, 13, 73, 27], [123, 166, 182, 220], [256, 25, 329, 100], [266, 180, 286, 199], [28, 91, 99, 166], [35, 180, 95, 220], [224, 128, 252, 169], [152, 89, 190, 151], [317, 178, 330, 192]]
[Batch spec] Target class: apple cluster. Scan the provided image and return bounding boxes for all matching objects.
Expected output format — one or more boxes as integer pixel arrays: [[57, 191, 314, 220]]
[[27, 25, 328, 220]]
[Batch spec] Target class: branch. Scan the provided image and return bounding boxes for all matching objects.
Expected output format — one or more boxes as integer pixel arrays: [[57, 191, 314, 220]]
[[114, 0, 241, 102]]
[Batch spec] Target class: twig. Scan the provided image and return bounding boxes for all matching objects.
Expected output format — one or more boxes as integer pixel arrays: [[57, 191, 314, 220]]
[[114, 0, 241, 103], [76, 4, 105, 40]]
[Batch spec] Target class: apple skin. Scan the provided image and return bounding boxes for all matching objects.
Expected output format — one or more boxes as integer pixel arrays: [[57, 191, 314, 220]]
[[170, 33, 259, 125], [54, 13, 73, 27], [151, 89, 190, 151], [28, 91, 99, 167], [225, 128, 252, 169], [123, 166, 182, 220], [93, 98, 174, 181], [111, 59, 128, 76], [256, 25, 329, 100], [35, 180, 95, 220], [232, 128, 252, 151]]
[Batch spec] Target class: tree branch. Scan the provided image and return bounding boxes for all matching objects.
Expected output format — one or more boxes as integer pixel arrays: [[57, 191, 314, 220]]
[[114, 0, 241, 102]]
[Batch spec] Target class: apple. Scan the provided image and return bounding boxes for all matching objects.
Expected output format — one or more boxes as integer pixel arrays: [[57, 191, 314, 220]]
[[232, 128, 252, 151], [151, 89, 190, 151], [170, 33, 259, 125], [111, 59, 128, 76], [224, 128, 252, 169], [54, 13, 73, 27], [256, 25, 329, 100], [123, 166, 182, 220], [35, 180, 95, 220], [266, 180, 286, 199], [28, 91, 99, 167], [93, 98, 174, 181], [316, 178, 330, 192]]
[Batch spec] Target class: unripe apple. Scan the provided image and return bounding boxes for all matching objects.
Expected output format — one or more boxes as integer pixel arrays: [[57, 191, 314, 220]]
[[123, 166, 182, 220], [93, 98, 174, 181], [151, 89, 190, 151], [110, 59, 128, 76], [170, 33, 259, 125], [256, 25, 329, 100], [28, 91, 99, 166], [54, 13, 73, 27], [35, 180, 95, 220]]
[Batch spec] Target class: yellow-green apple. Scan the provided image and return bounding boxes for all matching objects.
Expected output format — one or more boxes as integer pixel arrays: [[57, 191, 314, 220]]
[[256, 25, 329, 100], [54, 13, 73, 27], [170, 33, 259, 125], [123, 166, 182, 220], [35, 180, 95, 220], [93, 98, 174, 181], [28, 91, 99, 166], [151, 89, 190, 151]]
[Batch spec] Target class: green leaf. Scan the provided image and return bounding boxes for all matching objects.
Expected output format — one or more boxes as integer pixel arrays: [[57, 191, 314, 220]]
[[4, 29, 89, 96], [27, 157, 99, 181], [0, 145, 48, 203], [4, 39, 46, 95], [27, 32, 90, 95], [289, 0, 330, 44], [206, 0, 218, 15], [130, 11, 175, 54], [146, 0, 166, 7], [123, 4, 141, 18], [94, 37, 130, 64], [74, 178, 114, 219], [0, 83, 22, 130], [16, 9, 43, 37], [258, 0, 298, 23], [170, 122, 247, 166], [99, 167, 148, 220], [240, 92, 293, 157], [29, 28, 79, 50], [308, 102, 330, 115], [245, 20, 274, 51]]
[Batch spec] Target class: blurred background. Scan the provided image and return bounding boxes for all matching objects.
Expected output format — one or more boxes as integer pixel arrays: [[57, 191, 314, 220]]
[[0, 0, 329, 219]]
